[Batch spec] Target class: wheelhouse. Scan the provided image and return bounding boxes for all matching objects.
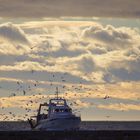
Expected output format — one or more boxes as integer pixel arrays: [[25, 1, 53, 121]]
[[48, 98, 72, 117]]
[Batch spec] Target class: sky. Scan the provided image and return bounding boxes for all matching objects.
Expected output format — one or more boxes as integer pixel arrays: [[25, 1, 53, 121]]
[[0, 0, 140, 121], [0, 0, 140, 18]]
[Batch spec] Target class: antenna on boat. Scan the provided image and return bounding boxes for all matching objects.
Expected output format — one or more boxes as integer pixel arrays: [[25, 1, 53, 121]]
[[56, 87, 59, 99]]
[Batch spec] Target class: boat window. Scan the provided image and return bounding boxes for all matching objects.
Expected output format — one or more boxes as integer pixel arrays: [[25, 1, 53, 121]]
[[55, 109, 59, 112], [54, 108, 71, 113], [50, 100, 65, 106], [40, 106, 48, 114], [60, 109, 64, 112]]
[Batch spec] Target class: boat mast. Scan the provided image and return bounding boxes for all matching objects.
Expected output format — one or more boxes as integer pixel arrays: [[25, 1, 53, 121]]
[[56, 87, 59, 99]]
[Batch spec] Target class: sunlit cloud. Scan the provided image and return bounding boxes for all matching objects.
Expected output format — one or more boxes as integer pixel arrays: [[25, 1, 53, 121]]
[[97, 103, 140, 111], [0, 22, 29, 44]]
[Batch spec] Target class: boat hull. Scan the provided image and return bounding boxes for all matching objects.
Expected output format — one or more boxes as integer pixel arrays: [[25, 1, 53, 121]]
[[35, 116, 81, 130]]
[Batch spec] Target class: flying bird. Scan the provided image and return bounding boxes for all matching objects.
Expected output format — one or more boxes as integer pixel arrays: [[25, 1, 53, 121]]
[[23, 90, 26, 95], [103, 95, 110, 99]]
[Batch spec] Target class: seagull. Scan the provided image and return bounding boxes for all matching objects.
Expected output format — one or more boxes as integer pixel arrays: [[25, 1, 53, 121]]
[[17, 81, 20, 85], [10, 93, 16, 97], [23, 90, 26, 95], [31, 70, 35, 74], [30, 46, 36, 50], [62, 86, 65, 88], [104, 95, 110, 99]]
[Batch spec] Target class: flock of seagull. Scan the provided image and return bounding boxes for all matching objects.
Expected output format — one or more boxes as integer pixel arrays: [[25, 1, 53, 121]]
[[0, 71, 111, 121]]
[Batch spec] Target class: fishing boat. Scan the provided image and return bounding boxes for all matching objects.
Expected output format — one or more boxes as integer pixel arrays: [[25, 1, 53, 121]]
[[28, 88, 81, 130]]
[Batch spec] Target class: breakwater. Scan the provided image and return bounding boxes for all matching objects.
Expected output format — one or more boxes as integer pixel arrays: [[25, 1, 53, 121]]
[[0, 130, 139, 140]]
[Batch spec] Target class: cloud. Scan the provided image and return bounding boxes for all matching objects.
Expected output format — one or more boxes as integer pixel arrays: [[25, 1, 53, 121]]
[[0, 70, 91, 86], [0, 44, 31, 55], [88, 46, 107, 55], [97, 103, 140, 111], [0, 21, 140, 84], [81, 23, 140, 83], [0, 95, 46, 109], [82, 25, 134, 47], [0, 23, 31, 55], [74, 54, 98, 73], [0, 22, 29, 44], [73, 100, 92, 108], [102, 50, 140, 82], [0, 0, 140, 18], [0, 22, 140, 87]]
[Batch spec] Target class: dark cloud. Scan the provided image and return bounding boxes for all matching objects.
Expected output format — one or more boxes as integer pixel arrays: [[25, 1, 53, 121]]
[[89, 47, 107, 54], [104, 55, 140, 82], [0, 0, 140, 18], [108, 69, 140, 82], [76, 55, 98, 73], [33, 40, 87, 58], [36, 47, 86, 58], [0, 70, 91, 84]]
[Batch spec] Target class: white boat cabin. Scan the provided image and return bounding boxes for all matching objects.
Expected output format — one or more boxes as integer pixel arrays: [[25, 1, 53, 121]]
[[48, 98, 72, 118]]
